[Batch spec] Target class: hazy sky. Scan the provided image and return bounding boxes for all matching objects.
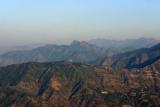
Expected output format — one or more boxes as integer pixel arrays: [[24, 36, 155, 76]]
[[0, 0, 160, 45]]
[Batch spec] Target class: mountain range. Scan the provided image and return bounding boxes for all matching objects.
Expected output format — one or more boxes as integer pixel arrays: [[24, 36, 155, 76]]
[[0, 37, 159, 66], [0, 41, 113, 66], [89, 37, 160, 52], [101, 43, 160, 69], [0, 37, 159, 107], [0, 60, 159, 107]]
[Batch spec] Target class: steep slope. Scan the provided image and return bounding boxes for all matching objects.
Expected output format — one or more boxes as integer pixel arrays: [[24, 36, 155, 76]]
[[0, 41, 110, 66], [0, 61, 102, 107], [101, 43, 160, 69], [0, 61, 159, 107], [89, 37, 160, 52]]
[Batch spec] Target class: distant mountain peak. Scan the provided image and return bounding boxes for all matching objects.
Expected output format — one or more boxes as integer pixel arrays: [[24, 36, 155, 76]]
[[89, 37, 160, 52], [71, 40, 81, 45], [71, 40, 90, 46]]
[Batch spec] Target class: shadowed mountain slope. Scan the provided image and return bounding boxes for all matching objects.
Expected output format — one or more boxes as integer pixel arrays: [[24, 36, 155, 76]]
[[101, 43, 160, 69]]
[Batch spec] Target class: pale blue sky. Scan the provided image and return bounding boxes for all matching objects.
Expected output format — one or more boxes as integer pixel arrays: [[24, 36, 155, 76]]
[[0, 0, 160, 45]]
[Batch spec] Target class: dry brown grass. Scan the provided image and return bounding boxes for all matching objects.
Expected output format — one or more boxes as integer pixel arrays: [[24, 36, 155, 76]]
[[50, 79, 62, 91]]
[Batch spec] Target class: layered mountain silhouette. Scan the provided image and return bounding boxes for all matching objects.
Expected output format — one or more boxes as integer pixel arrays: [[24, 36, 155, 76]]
[[89, 37, 159, 52], [101, 43, 160, 69], [0, 41, 114, 66], [0, 61, 159, 107], [0, 38, 158, 67], [0, 38, 159, 107]]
